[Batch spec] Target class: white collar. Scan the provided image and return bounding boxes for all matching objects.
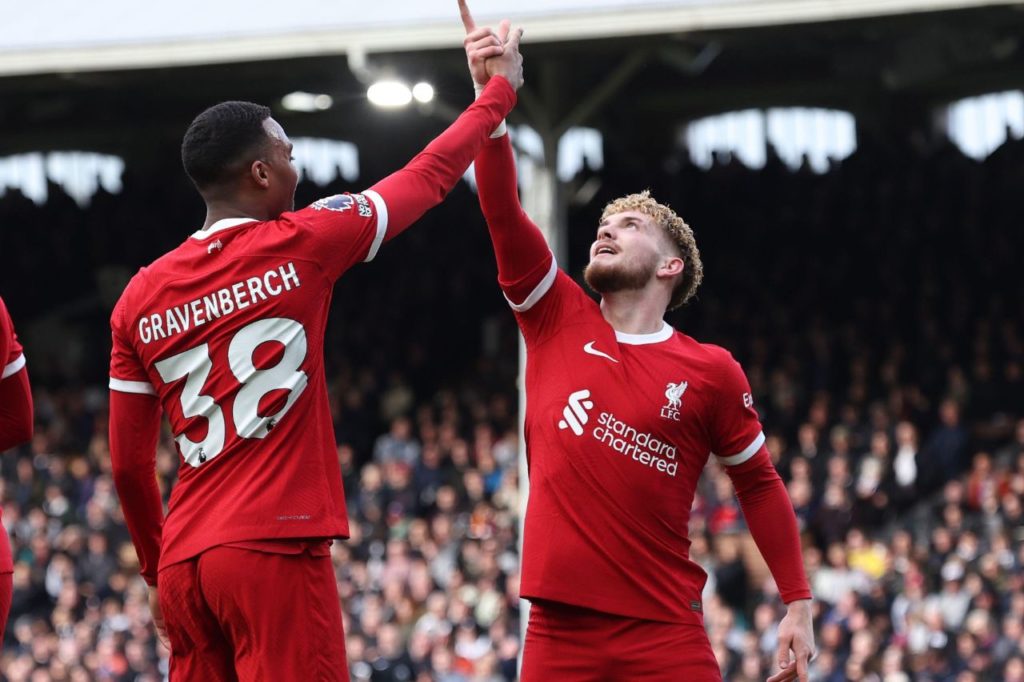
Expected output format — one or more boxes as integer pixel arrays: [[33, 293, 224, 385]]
[[614, 321, 674, 345], [191, 218, 257, 240]]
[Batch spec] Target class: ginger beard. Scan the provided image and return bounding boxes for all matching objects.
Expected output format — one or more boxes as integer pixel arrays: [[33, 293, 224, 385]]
[[584, 247, 660, 296]]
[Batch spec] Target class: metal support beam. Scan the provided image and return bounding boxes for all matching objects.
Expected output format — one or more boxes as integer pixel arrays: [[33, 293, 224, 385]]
[[554, 48, 650, 138]]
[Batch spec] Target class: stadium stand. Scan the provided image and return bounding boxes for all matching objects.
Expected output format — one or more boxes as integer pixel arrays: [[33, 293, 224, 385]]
[[1, 121, 1023, 681]]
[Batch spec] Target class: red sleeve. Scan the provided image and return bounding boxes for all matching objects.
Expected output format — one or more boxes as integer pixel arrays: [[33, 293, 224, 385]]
[[109, 295, 157, 397], [726, 448, 812, 604], [0, 299, 10, 373], [1, 296, 24, 378], [109, 389, 164, 586], [369, 76, 517, 243], [282, 77, 517, 283], [0, 297, 32, 451], [708, 351, 765, 467], [474, 133, 554, 308], [0, 369, 33, 452], [285, 192, 385, 282]]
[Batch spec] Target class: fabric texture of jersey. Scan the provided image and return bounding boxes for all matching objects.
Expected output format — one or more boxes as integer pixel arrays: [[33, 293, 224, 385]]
[[109, 196, 386, 571], [0, 296, 24, 381], [0, 295, 30, 573], [513, 269, 766, 625]]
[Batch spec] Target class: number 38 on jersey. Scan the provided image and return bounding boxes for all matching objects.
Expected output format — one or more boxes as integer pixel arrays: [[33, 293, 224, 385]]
[[154, 317, 309, 468]]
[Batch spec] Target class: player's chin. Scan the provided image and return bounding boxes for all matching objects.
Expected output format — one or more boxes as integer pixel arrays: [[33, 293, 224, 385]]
[[584, 260, 622, 293], [585, 259, 652, 294]]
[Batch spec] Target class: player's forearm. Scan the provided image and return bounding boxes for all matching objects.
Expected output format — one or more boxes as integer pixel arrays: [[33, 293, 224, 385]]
[[109, 391, 164, 585], [475, 133, 553, 297], [0, 370, 33, 451], [369, 76, 517, 241], [727, 450, 812, 603]]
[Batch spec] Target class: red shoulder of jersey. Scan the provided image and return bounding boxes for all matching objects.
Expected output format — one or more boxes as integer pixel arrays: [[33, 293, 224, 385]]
[[109, 277, 157, 395], [701, 343, 765, 468], [0, 296, 26, 380], [505, 266, 598, 347], [185, 192, 388, 283]]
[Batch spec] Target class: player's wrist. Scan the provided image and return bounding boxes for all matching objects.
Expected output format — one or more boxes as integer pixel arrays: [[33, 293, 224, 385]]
[[785, 598, 813, 614], [474, 79, 508, 138]]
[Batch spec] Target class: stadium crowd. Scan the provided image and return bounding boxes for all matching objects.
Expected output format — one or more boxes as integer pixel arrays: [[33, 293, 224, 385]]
[[0, 125, 1022, 681]]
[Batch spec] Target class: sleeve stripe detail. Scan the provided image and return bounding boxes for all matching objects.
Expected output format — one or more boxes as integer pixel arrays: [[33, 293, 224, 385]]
[[2, 354, 25, 379], [714, 431, 766, 467], [505, 255, 557, 313], [109, 377, 157, 396], [362, 190, 389, 263]]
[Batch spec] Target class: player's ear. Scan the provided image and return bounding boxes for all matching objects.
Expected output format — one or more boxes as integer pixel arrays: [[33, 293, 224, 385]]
[[658, 255, 684, 280], [250, 160, 271, 189]]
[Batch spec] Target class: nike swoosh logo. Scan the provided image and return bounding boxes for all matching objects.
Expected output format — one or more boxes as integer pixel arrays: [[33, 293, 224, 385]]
[[583, 341, 619, 363]]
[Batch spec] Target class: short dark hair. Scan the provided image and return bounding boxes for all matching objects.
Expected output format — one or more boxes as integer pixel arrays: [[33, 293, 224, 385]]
[[181, 101, 273, 191]]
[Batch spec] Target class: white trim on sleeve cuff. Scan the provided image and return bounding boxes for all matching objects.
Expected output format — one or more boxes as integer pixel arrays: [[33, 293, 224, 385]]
[[714, 431, 766, 467], [2, 353, 25, 379], [362, 190, 389, 263], [109, 377, 157, 396], [505, 256, 557, 313]]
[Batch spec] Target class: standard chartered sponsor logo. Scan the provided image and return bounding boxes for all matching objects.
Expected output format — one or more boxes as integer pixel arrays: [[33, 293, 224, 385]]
[[557, 389, 679, 477], [557, 389, 594, 436]]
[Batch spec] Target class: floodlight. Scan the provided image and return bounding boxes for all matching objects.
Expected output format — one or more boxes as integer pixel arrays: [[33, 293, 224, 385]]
[[281, 92, 333, 112], [367, 81, 412, 108], [412, 82, 435, 104]]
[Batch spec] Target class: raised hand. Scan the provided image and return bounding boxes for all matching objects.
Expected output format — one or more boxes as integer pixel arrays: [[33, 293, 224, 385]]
[[458, 0, 524, 91]]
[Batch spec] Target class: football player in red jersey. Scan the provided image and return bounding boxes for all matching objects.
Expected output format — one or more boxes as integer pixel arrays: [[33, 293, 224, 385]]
[[0, 294, 33, 639], [107, 29, 524, 681], [460, 3, 816, 680]]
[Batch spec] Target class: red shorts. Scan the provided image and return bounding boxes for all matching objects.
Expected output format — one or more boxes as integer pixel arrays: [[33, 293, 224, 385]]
[[521, 600, 722, 682], [158, 542, 347, 681]]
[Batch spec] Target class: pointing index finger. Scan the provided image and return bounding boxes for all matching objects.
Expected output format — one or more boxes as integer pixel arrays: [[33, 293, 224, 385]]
[[458, 0, 476, 33]]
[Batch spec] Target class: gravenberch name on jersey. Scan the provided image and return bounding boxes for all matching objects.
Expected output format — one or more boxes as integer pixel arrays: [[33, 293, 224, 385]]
[[137, 262, 300, 344]]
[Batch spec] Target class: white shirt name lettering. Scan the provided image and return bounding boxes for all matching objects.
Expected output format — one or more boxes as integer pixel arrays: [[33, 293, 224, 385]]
[[137, 262, 300, 344]]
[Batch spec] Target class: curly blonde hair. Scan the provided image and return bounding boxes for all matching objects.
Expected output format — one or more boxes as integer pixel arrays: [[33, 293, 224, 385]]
[[600, 190, 703, 310]]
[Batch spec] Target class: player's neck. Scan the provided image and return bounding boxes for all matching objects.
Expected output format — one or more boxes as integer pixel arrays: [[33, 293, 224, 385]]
[[599, 291, 668, 336], [202, 200, 270, 230]]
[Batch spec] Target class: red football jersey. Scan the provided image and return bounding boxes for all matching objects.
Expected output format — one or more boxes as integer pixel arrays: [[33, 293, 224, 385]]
[[0, 294, 30, 573], [512, 267, 765, 625], [0, 296, 24, 382], [109, 191, 388, 570]]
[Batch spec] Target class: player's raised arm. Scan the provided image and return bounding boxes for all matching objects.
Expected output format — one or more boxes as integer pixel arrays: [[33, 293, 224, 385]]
[[461, 0, 554, 308], [365, 16, 524, 244]]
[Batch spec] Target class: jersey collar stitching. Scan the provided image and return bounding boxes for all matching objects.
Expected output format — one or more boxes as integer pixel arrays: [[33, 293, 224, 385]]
[[614, 321, 673, 345], [191, 218, 258, 241]]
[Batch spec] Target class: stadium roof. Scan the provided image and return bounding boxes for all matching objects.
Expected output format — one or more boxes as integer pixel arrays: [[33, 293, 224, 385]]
[[5, 2, 1024, 164], [2, 0, 1015, 76]]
